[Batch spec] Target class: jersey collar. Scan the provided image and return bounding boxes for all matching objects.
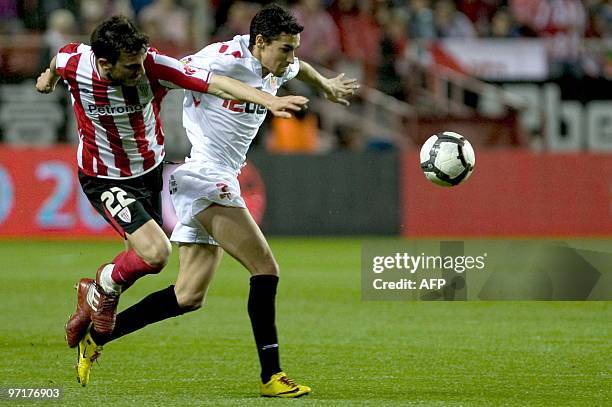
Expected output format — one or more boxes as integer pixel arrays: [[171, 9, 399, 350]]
[[237, 34, 267, 78]]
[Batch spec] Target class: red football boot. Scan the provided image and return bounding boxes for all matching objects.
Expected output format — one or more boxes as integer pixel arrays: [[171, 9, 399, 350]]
[[65, 278, 95, 348], [90, 264, 120, 335]]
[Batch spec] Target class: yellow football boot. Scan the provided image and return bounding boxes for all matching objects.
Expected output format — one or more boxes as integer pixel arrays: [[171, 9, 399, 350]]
[[260, 372, 311, 398], [76, 328, 103, 386]]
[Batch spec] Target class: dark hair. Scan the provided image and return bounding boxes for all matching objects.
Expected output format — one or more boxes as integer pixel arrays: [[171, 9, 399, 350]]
[[91, 16, 148, 64], [249, 4, 304, 49]]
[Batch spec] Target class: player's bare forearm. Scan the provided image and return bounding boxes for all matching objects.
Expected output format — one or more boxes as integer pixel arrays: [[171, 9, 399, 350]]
[[208, 75, 272, 104], [36, 56, 61, 94], [296, 60, 359, 106], [296, 60, 327, 89], [208, 75, 308, 118]]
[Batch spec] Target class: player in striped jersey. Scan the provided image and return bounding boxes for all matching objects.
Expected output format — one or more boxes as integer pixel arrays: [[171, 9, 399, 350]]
[[36, 15, 307, 378], [71, 6, 358, 397]]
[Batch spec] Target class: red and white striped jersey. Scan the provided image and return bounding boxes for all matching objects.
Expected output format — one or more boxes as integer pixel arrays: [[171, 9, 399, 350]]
[[56, 42, 213, 179]]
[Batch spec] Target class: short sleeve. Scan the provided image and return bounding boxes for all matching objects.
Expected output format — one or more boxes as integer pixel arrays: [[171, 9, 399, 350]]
[[55, 42, 85, 79]]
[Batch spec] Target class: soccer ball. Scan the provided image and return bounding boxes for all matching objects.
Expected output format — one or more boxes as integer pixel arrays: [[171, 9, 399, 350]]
[[419, 131, 475, 187]]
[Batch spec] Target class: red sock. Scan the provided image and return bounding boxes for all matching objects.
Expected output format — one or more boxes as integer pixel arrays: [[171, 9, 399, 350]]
[[111, 249, 163, 286]]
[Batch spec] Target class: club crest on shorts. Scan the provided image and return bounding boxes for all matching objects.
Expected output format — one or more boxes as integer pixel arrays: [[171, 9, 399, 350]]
[[216, 183, 232, 199], [117, 207, 132, 223]]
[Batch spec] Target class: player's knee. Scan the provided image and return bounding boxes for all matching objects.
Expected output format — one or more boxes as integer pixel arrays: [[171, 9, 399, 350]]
[[140, 239, 172, 269], [254, 254, 279, 277], [176, 291, 206, 312]]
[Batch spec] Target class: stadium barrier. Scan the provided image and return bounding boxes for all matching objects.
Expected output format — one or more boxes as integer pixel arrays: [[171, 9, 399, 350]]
[[248, 151, 400, 235], [401, 150, 612, 237], [0, 147, 400, 238], [2, 146, 611, 238]]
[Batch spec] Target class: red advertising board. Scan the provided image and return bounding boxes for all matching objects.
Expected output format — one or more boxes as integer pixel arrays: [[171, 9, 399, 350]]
[[3, 146, 611, 238], [401, 151, 612, 237], [0, 146, 266, 238], [0, 146, 115, 238]]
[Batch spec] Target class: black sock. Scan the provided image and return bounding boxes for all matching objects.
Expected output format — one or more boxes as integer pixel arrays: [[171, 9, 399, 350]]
[[90, 285, 184, 345], [248, 274, 281, 383]]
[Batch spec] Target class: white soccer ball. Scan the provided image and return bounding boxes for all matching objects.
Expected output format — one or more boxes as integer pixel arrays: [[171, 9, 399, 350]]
[[419, 131, 475, 187]]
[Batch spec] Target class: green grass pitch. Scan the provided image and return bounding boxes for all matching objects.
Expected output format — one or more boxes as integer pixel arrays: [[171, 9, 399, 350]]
[[0, 239, 610, 406]]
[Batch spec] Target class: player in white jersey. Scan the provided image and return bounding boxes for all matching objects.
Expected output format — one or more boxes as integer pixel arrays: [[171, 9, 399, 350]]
[[36, 15, 307, 384], [74, 6, 358, 398]]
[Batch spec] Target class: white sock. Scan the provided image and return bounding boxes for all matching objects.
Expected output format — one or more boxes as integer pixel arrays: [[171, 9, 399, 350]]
[[100, 264, 122, 295]]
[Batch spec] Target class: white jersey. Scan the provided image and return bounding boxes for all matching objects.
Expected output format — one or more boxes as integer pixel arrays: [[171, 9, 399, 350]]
[[56, 42, 213, 179], [182, 35, 300, 171]]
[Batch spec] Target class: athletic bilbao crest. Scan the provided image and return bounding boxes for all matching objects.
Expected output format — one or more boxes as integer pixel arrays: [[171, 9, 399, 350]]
[[117, 207, 132, 223]]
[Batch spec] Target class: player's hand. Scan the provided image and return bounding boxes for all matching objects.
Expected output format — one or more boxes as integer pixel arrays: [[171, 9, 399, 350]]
[[36, 69, 61, 94], [267, 95, 309, 119], [321, 73, 359, 106]]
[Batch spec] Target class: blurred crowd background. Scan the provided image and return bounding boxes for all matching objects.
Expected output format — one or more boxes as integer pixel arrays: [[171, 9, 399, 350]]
[[0, 1, 610, 155], [1, 1, 609, 77]]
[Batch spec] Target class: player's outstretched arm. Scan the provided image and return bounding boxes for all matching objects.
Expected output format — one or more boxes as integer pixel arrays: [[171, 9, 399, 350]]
[[151, 53, 307, 117], [209, 75, 308, 118], [36, 56, 61, 94], [296, 60, 359, 106]]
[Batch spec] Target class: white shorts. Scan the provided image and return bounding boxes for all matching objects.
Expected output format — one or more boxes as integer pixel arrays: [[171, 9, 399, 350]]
[[169, 161, 246, 245]]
